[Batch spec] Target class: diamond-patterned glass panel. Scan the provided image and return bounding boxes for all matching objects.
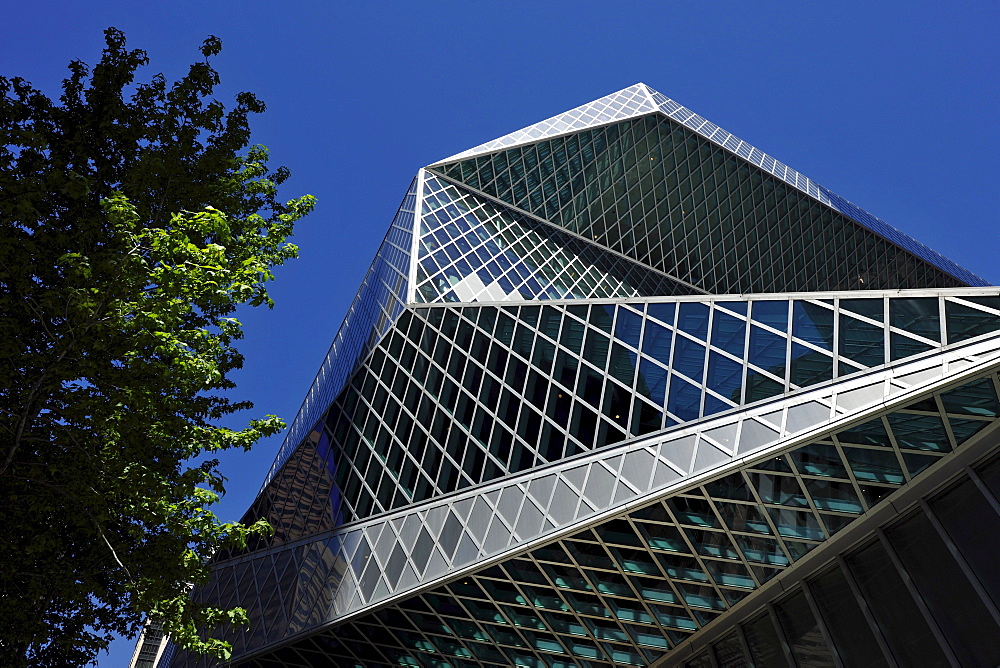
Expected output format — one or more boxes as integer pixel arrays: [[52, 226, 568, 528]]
[[164, 86, 997, 668], [432, 116, 977, 294], [185, 368, 1000, 668], [415, 173, 695, 303]]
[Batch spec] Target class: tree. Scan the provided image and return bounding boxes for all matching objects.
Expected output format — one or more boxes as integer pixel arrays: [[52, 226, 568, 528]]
[[0, 28, 314, 666]]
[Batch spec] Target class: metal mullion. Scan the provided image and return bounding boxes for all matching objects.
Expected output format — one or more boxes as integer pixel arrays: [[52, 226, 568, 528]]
[[833, 297, 841, 378], [918, 498, 1000, 628], [883, 295, 890, 367], [765, 602, 797, 667], [933, 395, 961, 454], [879, 415, 913, 486], [966, 465, 1000, 516], [544, 541, 645, 652], [784, 298, 794, 395], [800, 580, 845, 668], [613, 516, 697, 645], [737, 469, 797, 566], [875, 529, 960, 667], [698, 492, 771, 590], [778, 453, 833, 541], [825, 436, 874, 513], [700, 305, 714, 418], [656, 495, 736, 618]]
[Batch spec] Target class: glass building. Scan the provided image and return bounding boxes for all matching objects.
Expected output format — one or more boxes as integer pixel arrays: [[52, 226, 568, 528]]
[[155, 84, 1000, 667]]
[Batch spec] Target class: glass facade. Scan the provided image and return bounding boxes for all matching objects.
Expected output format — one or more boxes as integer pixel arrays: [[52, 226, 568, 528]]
[[157, 85, 998, 668]]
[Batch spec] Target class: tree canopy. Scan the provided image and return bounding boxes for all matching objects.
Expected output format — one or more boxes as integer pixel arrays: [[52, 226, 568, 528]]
[[0, 28, 314, 666]]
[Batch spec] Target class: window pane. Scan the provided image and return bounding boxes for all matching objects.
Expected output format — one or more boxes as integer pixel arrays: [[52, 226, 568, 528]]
[[809, 565, 888, 667], [742, 612, 785, 668], [929, 479, 1000, 614], [885, 510, 1000, 665], [713, 631, 751, 668], [845, 541, 949, 667], [773, 588, 836, 667]]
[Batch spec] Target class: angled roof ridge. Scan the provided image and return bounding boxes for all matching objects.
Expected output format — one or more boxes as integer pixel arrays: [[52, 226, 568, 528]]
[[429, 83, 657, 166], [640, 84, 989, 288], [431, 83, 988, 288]]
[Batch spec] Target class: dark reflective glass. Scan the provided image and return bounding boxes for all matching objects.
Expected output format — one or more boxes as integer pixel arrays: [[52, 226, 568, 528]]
[[742, 612, 786, 668], [940, 377, 1000, 417], [641, 319, 672, 365], [885, 510, 1000, 665], [789, 344, 833, 387], [841, 298, 883, 321], [808, 565, 887, 667], [647, 302, 675, 326], [773, 589, 836, 667], [890, 297, 940, 342], [886, 413, 951, 452], [946, 300, 1000, 343], [845, 540, 949, 667], [668, 376, 702, 422], [839, 314, 884, 367], [713, 631, 750, 668], [930, 476, 1000, 610]]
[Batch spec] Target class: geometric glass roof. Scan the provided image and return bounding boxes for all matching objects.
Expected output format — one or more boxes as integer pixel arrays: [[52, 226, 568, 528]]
[[161, 85, 998, 668]]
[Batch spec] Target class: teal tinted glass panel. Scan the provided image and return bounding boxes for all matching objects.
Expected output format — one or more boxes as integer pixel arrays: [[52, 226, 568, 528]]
[[711, 310, 746, 357], [793, 302, 834, 349], [678, 302, 710, 340], [750, 301, 788, 330], [839, 314, 884, 367], [804, 478, 862, 513], [837, 418, 891, 447], [890, 297, 940, 342], [707, 352, 743, 404], [886, 413, 951, 452], [940, 377, 1000, 417], [843, 446, 904, 484], [789, 443, 848, 478], [946, 300, 1000, 343], [766, 507, 823, 540]]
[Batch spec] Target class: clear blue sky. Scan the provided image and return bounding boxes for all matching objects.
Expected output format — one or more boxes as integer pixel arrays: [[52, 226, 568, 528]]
[[4, 1, 997, 664]]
